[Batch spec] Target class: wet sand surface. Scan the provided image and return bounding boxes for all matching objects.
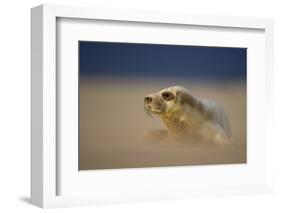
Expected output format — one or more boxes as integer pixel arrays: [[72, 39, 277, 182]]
[[79, 79, 246, 170]]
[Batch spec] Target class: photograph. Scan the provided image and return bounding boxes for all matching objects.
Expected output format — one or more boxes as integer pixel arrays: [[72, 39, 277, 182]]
[[78, 41, 247, 170]]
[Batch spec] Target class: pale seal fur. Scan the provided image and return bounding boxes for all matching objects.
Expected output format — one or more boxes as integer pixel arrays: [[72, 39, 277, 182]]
[[144, 86, 231, 144]]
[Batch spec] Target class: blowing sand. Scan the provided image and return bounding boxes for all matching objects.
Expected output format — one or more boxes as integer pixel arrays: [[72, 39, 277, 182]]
[[79, 79, 246, 170]]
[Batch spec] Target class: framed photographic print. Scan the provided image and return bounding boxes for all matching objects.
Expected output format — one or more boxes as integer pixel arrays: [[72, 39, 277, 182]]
[[31, 4, 274, 208]]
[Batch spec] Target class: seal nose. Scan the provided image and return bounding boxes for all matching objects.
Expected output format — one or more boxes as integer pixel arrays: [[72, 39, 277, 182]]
[[145, 96, 152, 104]]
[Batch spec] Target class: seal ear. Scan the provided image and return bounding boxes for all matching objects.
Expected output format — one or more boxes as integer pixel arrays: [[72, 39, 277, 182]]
[[176, 90, 199, 108]]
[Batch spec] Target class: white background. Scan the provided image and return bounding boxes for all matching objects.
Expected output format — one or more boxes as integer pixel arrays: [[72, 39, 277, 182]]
[[0, 0, 280, 212]]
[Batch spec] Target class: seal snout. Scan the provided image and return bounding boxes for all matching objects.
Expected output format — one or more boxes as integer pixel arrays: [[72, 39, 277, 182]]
[[144, 96, 153, 104], [144, 93, 165, 114]]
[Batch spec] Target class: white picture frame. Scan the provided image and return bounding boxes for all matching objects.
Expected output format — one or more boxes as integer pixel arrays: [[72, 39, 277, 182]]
[[31, 4, 274, 208]]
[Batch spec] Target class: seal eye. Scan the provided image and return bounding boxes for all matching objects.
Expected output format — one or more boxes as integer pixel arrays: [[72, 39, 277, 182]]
[[162, 91, 174, 101]]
